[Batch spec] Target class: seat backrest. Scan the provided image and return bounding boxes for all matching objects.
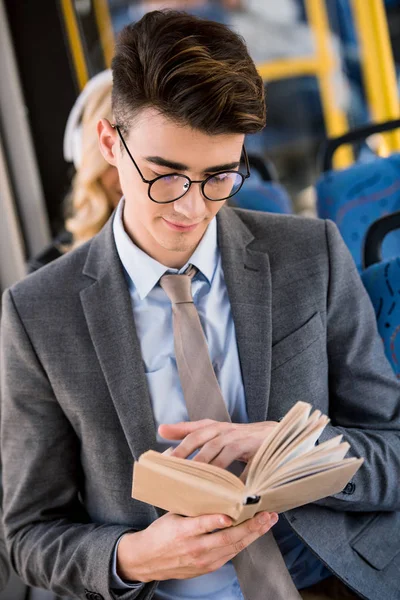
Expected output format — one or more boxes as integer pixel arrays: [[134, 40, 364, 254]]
[[231, 182, 292, 214], [316, 153, 400, 271], [361, 257, 400, 378]]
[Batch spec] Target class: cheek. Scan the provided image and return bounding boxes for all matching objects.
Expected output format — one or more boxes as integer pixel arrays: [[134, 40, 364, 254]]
[[208, 199, 226, 219], [126, 192, 163, 227], [119, 166, 134, 194]]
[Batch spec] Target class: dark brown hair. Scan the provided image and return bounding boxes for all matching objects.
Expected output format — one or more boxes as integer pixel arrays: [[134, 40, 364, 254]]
[[111, 10, 266, 135]]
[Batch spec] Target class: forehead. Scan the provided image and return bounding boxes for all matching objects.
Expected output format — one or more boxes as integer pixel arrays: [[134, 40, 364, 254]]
[[125, 108, 244, 168]]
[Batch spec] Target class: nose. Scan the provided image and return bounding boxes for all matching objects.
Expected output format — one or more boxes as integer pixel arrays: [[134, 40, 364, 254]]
[[173, 183, 206, 221]]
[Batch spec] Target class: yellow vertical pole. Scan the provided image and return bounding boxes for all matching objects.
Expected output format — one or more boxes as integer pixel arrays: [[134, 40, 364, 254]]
[[60, 0, 89, 90], [305, 0, 353, 168], [93, 0, 116, 68], [351, 0, 400, 152]]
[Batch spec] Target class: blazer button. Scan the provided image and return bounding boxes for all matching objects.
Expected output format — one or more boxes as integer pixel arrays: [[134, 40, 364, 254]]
[[342, 482, 356, 495]]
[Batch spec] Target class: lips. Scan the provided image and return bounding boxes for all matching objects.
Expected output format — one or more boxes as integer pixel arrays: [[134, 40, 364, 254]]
[[162, 218, 200, 232]]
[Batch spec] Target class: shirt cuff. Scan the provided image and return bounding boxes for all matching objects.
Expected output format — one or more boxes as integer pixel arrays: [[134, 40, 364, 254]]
[[111, 535, 146, 590]]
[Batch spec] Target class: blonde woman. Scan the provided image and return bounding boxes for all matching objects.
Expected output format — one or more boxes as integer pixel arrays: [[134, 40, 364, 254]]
[[28, 70, 121, 272]]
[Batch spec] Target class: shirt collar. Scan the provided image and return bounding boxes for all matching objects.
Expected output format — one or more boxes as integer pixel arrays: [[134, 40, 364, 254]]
[[113, 199, 219, 300]]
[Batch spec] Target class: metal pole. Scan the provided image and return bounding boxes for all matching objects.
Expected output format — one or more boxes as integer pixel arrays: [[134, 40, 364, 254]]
[[0, 0, 51, 262]]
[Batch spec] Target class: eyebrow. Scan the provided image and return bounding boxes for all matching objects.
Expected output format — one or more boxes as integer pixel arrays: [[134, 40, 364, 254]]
[[144, 156, 241, 173]]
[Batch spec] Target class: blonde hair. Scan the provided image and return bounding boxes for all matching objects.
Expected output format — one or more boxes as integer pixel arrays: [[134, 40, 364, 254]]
[[65, 78, 114, 247]]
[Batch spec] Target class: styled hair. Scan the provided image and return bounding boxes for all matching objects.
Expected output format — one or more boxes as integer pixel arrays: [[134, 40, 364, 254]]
[[65, 76, 115, 247], [112, 10, 266, 135]]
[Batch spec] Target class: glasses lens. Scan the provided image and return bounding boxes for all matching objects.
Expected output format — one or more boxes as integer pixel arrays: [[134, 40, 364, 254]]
[[150, 175, 191, 203], [203, 172, 244, 201]]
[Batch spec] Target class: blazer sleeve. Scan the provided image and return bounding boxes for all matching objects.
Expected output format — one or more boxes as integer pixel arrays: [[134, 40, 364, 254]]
[[0, 510, 10, 593], [315, 220, 400, 512], [0, 290, 157, 600]]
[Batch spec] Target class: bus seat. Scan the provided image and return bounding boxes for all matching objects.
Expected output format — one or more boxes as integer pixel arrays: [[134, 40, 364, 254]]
[[316, 153, 400, 271], [361, 212, 400, 378], [362, 257, 400, 378], [230, 182, 293, 214]]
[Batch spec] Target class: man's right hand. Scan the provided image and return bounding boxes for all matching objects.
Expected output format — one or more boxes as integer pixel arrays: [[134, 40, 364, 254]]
[[117, 510, 278, 583]]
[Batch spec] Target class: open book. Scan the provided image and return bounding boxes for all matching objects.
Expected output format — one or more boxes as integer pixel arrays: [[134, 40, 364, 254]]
[[132, 402, 363, 524]]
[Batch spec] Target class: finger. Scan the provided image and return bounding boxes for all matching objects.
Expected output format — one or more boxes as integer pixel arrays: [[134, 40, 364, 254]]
[[158, 419, 214, 441], [182, 512, 278, 576], [170, 423, 232, 459], [207, 424, 278, 467], [225, 512, 278, 546], [206, 440, 251, 469], [192, 437, 225, 464], [193, 438, 246, 467], [183, 422, 277, 464], [201, 512, 279, 557], [183, 513, 233, 537]]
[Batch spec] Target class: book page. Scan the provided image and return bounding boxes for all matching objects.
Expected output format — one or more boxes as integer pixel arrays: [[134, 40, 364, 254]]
[[257, 451, 352, 493], [249, 410, 328, 492], [246, 402, 311, 488], [140, 450, 244, 492], [133, 459, 244, 520], [255, 414, 329, 485], [255, 458, 363, 514], [258, 436, 346, 490]]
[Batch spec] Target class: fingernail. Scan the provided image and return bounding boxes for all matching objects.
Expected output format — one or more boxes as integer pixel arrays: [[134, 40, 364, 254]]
[[270, 513, 279, 526], [257, 512, 269, 525], [219, 516, 230, 526], [162, 447, 174, 456]]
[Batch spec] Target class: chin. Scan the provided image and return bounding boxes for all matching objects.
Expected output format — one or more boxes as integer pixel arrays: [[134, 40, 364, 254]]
[[162, 239, 198, 253], [158, 233, 199, 253]]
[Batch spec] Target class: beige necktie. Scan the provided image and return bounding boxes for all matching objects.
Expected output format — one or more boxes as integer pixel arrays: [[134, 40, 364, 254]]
[[160, 266, 301, 600]]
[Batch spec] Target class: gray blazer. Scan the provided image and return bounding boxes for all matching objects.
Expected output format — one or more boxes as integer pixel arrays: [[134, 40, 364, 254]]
[[1, 208, 400, 600]]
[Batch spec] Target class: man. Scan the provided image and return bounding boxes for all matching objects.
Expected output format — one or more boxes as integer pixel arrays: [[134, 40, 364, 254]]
[[1, 10, 400, 600]]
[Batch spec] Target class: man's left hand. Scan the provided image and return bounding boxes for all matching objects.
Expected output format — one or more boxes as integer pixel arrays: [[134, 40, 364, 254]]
[[158, 420, 277, 470]]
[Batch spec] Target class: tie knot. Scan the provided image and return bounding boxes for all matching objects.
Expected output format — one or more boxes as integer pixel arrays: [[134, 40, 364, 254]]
[[160, 265, 197, 304]]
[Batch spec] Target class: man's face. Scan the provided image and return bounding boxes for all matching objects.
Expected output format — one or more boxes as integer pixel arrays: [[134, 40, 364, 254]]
[[98, 108, 245, 267]]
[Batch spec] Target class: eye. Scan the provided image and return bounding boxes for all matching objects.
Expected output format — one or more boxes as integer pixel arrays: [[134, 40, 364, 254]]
[[161, 174, 181, 184], [153, 173, 179, 182], [208, 173, 229, 184]]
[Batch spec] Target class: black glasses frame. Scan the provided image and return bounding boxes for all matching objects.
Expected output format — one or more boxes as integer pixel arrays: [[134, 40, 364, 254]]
[[112, 124, 250, 204]]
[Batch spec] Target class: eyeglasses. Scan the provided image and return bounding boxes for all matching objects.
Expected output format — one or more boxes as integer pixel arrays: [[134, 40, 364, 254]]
[[112, 124, 250, 204]]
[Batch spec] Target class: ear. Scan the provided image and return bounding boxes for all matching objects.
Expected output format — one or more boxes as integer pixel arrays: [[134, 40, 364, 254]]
[[98, 118, 118, 166]]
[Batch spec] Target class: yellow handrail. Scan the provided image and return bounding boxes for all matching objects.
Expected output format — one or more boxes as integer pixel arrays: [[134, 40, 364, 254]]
[[351, 0, 400, 153], [93, 0, 115, 68], [306, 0, 353, 168], [258, 57, 329, 81], [60, 0, 89, 90], [257, 0, 353, 169]]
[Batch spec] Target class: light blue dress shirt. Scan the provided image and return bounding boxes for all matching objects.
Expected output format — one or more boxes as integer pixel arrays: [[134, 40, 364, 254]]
[[111, 200, 331, 597]]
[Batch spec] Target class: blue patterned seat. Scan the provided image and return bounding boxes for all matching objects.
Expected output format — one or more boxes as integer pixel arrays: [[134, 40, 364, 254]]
[[316, 153, 400, 271], [362, 257, 400, 378], [231, 182, 292, 214], [361, 211, 400, 378]]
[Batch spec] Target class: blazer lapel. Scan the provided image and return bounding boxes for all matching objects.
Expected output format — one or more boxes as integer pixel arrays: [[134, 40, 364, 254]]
[[217, 208, 272, 423], [80, 219, 158, 461]]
